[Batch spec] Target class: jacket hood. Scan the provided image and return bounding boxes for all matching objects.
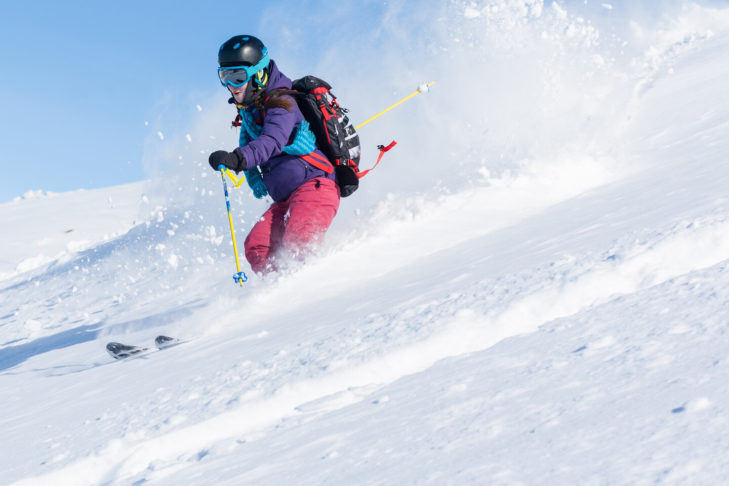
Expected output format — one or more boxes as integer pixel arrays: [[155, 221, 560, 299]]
[[263, 60, 292, 92]]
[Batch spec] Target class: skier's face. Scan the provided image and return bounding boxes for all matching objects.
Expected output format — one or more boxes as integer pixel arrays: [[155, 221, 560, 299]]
[[228, 82, 249, 104]]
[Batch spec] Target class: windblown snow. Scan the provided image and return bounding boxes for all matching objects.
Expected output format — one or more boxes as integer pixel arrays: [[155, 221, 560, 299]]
[[3, 2, 729, 484]]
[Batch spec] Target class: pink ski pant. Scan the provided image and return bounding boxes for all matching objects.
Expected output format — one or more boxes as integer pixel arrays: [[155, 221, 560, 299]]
[[244, 177, 340, 274]]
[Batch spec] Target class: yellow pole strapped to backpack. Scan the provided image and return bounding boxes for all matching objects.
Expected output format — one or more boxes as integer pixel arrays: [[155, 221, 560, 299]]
[[354, 81, 436, 131]]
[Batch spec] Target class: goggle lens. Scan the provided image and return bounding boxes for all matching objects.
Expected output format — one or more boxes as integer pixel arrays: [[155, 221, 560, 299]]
[[218, 68, 250, 87]]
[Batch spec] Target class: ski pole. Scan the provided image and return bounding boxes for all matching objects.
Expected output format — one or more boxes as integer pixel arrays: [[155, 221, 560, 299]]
[[354, 81, 436, 131], [219, 165, 247, 286]]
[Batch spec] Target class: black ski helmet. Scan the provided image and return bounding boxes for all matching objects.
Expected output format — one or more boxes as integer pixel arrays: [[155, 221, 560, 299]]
[[218, 35, 268, 67]]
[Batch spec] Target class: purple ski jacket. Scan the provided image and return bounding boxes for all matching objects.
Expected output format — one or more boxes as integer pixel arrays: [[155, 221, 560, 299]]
[[233, 60, 335, 202]]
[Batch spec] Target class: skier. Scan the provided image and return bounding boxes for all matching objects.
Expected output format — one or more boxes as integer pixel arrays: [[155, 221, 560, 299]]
[[208, 35, 340, 275]]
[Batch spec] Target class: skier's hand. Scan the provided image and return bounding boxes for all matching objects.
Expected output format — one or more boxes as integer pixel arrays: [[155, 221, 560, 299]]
[[208, 149, 245, 172]]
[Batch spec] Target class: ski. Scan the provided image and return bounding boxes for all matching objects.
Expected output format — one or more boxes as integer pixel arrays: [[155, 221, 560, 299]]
[[154, 335, 182, 349], [106, 342, 149, 359], [106, 335, 182, 360]]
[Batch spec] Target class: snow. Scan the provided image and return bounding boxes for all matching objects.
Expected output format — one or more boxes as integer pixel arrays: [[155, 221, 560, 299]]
[[3, 2, 729, 484], [0, 182, 147, 281]]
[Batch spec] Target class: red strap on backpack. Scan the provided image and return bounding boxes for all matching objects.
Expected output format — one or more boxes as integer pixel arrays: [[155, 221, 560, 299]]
[[357, 141, 397, 178], [301, 151, 335, 174]]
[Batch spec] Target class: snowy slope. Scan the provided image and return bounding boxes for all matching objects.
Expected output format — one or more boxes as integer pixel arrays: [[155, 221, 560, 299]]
[[0, 183, 147, 282], [3, 2, 729, 485]]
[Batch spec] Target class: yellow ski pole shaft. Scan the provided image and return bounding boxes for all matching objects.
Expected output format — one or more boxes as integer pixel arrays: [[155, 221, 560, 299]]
[[354, 81, 436, 131], [219, 166, 247, 286], [227, 207, 243, 285]]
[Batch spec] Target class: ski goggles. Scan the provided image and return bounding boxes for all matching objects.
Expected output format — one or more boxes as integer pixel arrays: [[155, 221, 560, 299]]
[[217, 51, 270, 87]]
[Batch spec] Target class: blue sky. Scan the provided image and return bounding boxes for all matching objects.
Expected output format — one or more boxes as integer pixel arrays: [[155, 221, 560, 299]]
[[0, 0, 391, 202], [1, 2, 216, 201], [2, 0, 722, 203]]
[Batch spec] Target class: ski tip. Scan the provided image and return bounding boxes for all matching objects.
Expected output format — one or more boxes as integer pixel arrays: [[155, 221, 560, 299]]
[[106, 342, 123, 353], [155, 335, 175, 346], [106, 341, 148, 360], [154, 335, 181, 349]]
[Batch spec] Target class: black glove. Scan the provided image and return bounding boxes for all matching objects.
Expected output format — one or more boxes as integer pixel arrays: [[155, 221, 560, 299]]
[[208, 149, 245, 172]]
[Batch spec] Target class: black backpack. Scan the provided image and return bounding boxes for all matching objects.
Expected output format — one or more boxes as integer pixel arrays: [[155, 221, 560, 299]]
[[290, 76, 364, 197]]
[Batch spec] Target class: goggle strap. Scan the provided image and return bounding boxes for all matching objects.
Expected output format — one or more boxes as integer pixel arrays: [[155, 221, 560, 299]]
[[254, 70, 269, 89]]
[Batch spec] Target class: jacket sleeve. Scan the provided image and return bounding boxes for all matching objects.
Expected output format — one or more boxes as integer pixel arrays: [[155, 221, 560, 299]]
[[236, 105, 296, 169]]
